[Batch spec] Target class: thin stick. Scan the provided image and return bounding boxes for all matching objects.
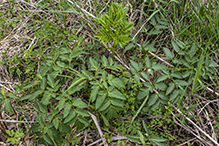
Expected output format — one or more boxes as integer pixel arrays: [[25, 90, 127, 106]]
[[0, 112, 8, 130], [0, 81, 19, 84], [0, 83, 12, 92], [135, 43, 174, 67], [87, 137, 105, 146], [172, 105, 218, 145], [0, 119, 35, 124], [198, 99, 219, 115], [67, 0, 96, 18], [88, 112, 108, 146], [0, 122, 8, 137], [170, 110, 213, 146], [177, 138, 196, 146]]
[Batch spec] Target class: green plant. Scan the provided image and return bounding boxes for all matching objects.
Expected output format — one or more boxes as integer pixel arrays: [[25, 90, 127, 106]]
[[115, 116, 141, 135], [16, 41, 129, 145], [0, 11, 19, 38], [2, 1, 219, 145], [119, 73, 143, 113], [94, 2, 134, 59], [27, 43, 88, 145], [118, 140, 125, 146], [62, 134, 80, 145], [124, 120, 167, 146], [103, 132, 113, 144], [6, 129, 25, 145], [0, 87, 14, 114], [1, 19, 81, 84], [138, 121, 167, 146], [15, 11, 217, 145]]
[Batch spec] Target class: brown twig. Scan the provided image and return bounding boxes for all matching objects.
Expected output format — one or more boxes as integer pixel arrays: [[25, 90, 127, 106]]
[[177, 138, 197, 146], [172, 105, 219, 145]]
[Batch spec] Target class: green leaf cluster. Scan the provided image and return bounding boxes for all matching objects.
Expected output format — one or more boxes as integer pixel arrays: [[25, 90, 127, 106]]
[[94, 3, 134, 47], [17, 43, 129, 145], [19, 39, 89, 145], [2, 1, 219, 145], [6, 129, 25, 145], [83, 56, 127, 120]]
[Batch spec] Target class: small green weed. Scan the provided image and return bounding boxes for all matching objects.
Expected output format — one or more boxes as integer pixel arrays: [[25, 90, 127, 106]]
[[94, 2, 134, 59], [6, 129, 25, 146], [61, 134, 80, 145], [114, 116, 141, 135]]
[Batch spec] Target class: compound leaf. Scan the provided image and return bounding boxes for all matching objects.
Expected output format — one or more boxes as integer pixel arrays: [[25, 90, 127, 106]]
[[76, 108, 90, 117], [41, 92, 52, 105], [30, 90, 43, 100], [148, 94, 158, 106], [166, 82, 175, 95], [90, 86, 99, 103], [96, 93, 107, 110], [64, 110, 76, 124], [73, 99, 88, 108], [108, 88, 126, 100], [63, 102, 71, 118], [111, 98, 125, 107], [53, 118, 59, 129], [111, 78, 125, 88]]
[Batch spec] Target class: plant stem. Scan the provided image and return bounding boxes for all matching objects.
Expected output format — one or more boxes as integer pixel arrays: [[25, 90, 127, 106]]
[[111, 42, 116, 60], [112, 48, 115, 60]]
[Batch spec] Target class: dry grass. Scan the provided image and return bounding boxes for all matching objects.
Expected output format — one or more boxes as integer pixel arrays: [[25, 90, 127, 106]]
[[0, 0, 218, 145]]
